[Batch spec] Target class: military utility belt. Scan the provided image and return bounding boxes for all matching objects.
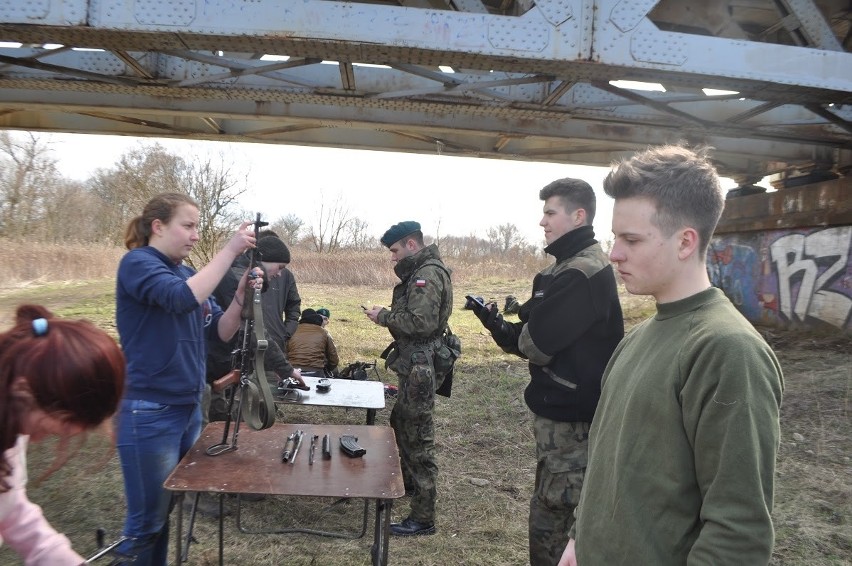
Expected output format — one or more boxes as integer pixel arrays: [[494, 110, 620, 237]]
[[380, 336, 440, 359]]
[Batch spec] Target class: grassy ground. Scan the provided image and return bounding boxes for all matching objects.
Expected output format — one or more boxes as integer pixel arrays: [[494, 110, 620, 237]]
[[0, 279, 848, 566]]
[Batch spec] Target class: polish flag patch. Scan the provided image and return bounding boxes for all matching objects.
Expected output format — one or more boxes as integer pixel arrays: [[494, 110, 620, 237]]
[[415, 278, 427, 287]]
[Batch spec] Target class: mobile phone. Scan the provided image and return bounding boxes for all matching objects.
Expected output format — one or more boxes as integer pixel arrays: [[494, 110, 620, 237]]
[[465, 295, 487, 310]]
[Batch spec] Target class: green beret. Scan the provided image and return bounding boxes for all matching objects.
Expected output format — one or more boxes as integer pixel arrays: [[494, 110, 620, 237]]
[[380, 221, 421, 248]]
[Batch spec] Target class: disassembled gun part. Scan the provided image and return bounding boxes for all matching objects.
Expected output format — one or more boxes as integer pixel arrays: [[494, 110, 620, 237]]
[[281, 431, 297, 462], [289, 430, 305, 464], [339, 434, 367, 458], [309, 434, 319, 465]]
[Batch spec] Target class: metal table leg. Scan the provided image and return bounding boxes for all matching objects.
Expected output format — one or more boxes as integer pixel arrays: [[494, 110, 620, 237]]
[[218, 493, 225, 566], [371, 499, 393, 566], [173, 493, 184, 565], [180, 492, 200, 563]]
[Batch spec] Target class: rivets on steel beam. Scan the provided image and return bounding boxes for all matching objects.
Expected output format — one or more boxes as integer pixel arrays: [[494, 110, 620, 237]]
[[535, 0, 574, 27], [609, 0, 657, 33], [488, 20, 550, 52], [630, 33, 687, 66], [135, 0, 196, 27]]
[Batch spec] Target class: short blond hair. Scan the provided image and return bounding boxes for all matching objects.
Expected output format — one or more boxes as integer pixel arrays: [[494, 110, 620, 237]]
[[604, 145, 723, 257]]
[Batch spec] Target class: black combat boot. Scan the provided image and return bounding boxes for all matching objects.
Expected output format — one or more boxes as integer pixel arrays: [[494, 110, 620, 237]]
[[390, 517, 436, 536]]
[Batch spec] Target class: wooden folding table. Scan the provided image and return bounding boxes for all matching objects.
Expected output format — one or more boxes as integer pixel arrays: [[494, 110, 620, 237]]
[[165, 422, 404, 566]]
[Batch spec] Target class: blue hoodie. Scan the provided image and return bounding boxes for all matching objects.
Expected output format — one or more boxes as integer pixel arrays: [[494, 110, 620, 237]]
[[116, 246, 224, 405]]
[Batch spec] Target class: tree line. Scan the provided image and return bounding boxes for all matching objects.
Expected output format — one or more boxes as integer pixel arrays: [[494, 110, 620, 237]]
[[0, 132, 540, 266]]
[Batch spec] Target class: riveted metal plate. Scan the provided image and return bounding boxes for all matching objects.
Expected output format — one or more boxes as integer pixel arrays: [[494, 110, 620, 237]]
[[630, 30, 686, 65], [0, 0, 48, 21], [535, 0, 574, 27], [135, 0, 196, 27], [159, 56, 229, 83], [74, 51, 127, 75], [488, 19, 550, 52], [609, 0, 657, 33], [0, 0, 86, 25]]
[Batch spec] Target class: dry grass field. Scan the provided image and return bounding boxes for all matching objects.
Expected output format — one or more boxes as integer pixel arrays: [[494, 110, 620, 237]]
[[0, 249, 848, 565]]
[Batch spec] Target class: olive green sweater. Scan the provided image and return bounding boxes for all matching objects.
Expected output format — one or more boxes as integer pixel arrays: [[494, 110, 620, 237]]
[[573, 287, 783, 565]]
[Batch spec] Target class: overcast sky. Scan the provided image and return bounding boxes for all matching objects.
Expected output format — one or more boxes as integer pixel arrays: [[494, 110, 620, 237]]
[[42, 132, 738, 247]]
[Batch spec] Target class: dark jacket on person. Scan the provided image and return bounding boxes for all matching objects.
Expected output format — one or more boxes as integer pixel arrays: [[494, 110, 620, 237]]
[[206, 258, 295, 381], [490, 226, 623, 423], [263, 267, 301, 349]]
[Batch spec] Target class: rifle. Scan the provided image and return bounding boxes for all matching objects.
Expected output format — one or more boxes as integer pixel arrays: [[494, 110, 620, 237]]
[[207, 213, 278, 456]]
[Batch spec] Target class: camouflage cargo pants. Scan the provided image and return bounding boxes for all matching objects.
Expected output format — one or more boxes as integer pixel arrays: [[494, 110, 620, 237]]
[[389, 350, 444, 524], [529, 415, 590, 566]]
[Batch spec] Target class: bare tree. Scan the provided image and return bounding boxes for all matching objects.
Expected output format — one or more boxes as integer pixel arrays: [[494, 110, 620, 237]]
[[486, 223, 527, 253], [86, 144, 247, 262], [0, 132, 62, 240], [39, 179, 103, 243], [344, 216, 374, 250], [268, 213, 304, 246], [440, 233, 491, 259], [87, 143, 188, 245], [308, 190, 353, 253], [184, 155, 248, 267]]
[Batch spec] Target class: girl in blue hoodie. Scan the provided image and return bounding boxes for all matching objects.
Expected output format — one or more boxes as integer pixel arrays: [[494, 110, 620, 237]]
[[115, 192, 260, 565]]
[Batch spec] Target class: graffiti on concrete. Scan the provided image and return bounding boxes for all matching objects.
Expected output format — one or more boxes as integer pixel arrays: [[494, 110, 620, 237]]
[[709, 226, 852, 330]]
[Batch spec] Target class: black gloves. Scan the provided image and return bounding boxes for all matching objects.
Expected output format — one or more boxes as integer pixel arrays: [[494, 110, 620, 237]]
[[469, 296, 513, 347], [469, 301, 505, 336], [476, 303, 503, 333]]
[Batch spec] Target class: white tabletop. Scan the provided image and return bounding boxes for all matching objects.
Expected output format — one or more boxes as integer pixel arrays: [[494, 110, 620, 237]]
[[275, 375, 386, 410]]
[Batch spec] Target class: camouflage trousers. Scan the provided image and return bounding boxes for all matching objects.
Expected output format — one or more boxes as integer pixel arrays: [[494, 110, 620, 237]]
[[389, 350, 445, 524], [529, 415, 590, 566]]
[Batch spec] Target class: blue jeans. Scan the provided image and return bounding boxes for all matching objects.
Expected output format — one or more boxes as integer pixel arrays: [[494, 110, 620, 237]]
[[116, 399, 201, 566]]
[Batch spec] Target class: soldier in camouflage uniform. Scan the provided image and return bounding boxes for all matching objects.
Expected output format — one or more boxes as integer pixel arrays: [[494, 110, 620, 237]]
[[365, 220, 453, 537], [473, 179, 623, 565]]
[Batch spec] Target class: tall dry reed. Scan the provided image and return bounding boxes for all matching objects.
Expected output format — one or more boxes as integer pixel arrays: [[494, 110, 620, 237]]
[[0, 239, 125, 288], [0, 239, 552, 290]]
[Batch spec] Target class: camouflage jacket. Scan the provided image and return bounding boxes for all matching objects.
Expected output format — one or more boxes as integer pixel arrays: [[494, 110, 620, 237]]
[[378, 243, 453, 352]]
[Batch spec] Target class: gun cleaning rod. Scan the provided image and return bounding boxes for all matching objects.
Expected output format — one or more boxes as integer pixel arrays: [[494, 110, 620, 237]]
[[289, 430, 305, 464]]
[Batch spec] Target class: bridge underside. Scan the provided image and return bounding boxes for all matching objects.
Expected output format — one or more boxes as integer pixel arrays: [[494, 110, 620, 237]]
[[0, 0, 850, 183]]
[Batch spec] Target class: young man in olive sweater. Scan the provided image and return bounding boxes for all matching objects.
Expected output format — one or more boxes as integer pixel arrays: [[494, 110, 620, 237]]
[[559, 145, 784, 566]]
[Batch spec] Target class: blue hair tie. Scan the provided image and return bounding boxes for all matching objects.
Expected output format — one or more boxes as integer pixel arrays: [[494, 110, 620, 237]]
[[32, 318, 49, 336]]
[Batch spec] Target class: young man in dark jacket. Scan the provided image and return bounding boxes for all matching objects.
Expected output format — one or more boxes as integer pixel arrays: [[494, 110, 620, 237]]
[[205, 235, 302, 422], [257, 232, 302, 350], [474, 178, 623, 565]]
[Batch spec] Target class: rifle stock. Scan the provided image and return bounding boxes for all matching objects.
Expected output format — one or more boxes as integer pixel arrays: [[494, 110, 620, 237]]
[[212, 368, 240, 394]]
